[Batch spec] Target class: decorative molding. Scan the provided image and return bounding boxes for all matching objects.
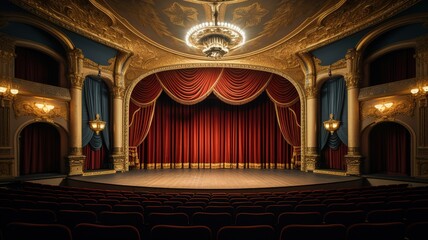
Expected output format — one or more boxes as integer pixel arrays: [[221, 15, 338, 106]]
[[13, 97, 68, 121], [83, 57, 115, 73], [0, 160, 13, 177], [358, 78, 417, 101], [345, 155, 362, 175], [361, 95, 415, 119], [69, 147, 82, 155], [112, 86, 124, 99], [67, 155, 85, 176]]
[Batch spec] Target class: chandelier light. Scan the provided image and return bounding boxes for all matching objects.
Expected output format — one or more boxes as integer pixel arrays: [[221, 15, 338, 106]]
[[185, 1, 245, 59], [323, 113, 341, 135], [89, 113, 106, 135]]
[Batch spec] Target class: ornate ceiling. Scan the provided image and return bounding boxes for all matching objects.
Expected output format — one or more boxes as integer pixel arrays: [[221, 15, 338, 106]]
[[9, 0, 420, 79]]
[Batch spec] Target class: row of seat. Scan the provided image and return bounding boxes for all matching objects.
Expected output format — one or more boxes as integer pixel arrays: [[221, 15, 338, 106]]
[[4, 221, 428, 240]]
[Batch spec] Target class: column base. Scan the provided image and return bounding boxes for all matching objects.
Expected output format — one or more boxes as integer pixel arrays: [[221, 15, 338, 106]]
[[67, 155, 85, 176], [111, 154, 126, 172], [345, 154, 363, 176], [304, 154, 320, 172]]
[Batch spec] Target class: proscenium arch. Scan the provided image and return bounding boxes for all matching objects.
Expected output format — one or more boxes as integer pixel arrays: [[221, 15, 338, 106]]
[[123, 64, 306, 171], [14, 119, 69, 176], [360, 119, 416, 177]]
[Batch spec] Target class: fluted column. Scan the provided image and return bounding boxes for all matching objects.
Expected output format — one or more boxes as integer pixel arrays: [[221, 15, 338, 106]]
[[0, 36, 16, 177], [67, 48, 85, 175], [110, 73, 126, 172], [344, 49, 363, 175], [414, 37, 428, 177], [304, 73, 320, 172]]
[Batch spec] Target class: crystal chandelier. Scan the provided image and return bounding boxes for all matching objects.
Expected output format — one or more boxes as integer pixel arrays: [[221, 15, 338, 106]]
[[185, 1, 245, 59]]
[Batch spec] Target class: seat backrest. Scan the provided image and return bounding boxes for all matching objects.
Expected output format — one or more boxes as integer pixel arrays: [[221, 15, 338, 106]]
[[217, 225, 275, 240], [235, 212, 275, 226], [346, 222, 406, 240], [113, 204, 144, 213], [235, 205, 265, 214], [323, 210, 366, 227], [405, 221, 428, 240], [192, 212, 233, 238], [150, 225, 211, 240], [4, 222, 72, 240], [148, 212, 189, 226], [278, 212, 322, 228], [366, 208, 404, 223], [280, 224, 346, 240], [73, 223, 140, 240], [98, 211, 144, 233], [18, 208, 57, 223], [57, 209, 97, 229]]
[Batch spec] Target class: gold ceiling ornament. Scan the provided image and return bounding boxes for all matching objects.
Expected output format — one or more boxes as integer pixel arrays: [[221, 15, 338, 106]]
[[185, 0, 245, 59], [323, 113, 341, 135], [89, 113, 106, 135]]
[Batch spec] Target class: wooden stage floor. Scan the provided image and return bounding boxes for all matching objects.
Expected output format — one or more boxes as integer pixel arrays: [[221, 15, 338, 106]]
[[67, 169, 363, 192]]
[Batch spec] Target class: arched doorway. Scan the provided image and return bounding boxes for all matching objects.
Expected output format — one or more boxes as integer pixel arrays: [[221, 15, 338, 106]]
[[369, 122, 411, 176], [19, 122, 61, 175]]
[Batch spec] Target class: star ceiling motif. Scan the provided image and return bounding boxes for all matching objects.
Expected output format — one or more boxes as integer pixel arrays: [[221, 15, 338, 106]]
[[163, 2, 199, 27], [232, 3, 268, 28]]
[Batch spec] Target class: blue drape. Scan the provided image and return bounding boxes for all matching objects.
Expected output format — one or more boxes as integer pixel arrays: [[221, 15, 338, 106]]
[[82, 76, 110, 150], [320, 77, 348, 150]]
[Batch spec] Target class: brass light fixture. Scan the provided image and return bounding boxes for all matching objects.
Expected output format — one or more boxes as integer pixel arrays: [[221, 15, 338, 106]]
[[410, 84, 428, 97], [374, 102, 393, 113], [185, 0, 245, 59], [89, 113, 106, 135], [323, 113, 340, 135], [0, 83, 18, 99], [35, 102, 55, 113]]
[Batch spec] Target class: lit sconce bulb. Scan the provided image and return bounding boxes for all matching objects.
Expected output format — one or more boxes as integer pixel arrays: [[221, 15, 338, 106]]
[[410, 88, 419, 95], [423, 86, 428, 93], [10, 88, 18, 95], [0, 86, 6, 93]]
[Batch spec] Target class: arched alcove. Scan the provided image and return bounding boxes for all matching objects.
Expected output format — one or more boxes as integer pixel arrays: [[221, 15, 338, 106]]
[[368, 121, 411, 176], [19, 122, 61, 175]]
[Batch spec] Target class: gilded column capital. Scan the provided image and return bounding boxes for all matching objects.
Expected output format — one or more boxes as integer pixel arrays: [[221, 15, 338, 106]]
[[345, 73, 360, 89], [69, 74, 84, 89], [113, 86, 125, 99], [0, 35, 15, 53], [305, 85, 318, 99]]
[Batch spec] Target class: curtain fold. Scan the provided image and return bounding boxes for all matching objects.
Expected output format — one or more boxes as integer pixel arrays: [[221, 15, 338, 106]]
[[214, 68, 272, 105], [320, 77, 348, 150], [82, 76, 110, 170], [156, 68, 223, 105]]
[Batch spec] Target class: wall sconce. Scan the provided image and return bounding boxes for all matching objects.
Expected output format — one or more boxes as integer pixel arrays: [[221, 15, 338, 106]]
[[410, 85, 428, 97], [89, 113, 106, 135], [0, 83, 18, 100], [374, 102, 393, 113], [34, 102, 55, 113], [323, 113, 340, 135]]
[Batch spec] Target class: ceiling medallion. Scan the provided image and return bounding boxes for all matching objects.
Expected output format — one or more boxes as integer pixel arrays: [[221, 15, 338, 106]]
[[185, 0, 245, 59]]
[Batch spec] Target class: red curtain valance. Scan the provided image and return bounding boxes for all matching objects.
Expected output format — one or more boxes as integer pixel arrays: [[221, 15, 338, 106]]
[[129, 68, 301, 168]]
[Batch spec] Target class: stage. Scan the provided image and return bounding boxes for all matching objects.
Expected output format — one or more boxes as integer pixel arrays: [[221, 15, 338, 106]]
[[65, 169, 364, 192]]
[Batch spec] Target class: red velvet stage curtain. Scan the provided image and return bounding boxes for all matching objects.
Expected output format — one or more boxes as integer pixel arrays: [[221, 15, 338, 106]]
[[130, 68, 300, 169], [369, 122, 410, 176], [321, 142, 348, 170], [19, 123, 60, 175], [129, 74, 163, 168], [83, 144, 107, 170], [138, 92, 293, 169], [266, 74, 301, 168], [14, 46, 60, 86]]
